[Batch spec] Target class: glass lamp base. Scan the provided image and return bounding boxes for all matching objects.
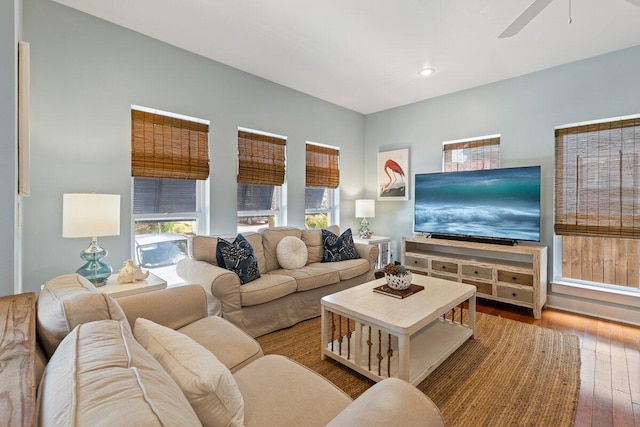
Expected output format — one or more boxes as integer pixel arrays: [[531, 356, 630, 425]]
[[77, 238, 112, 286], [358, 218, 372, 238]]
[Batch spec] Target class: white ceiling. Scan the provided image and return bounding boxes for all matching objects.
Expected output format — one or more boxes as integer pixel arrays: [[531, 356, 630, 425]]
[[52, 0, 640, 114]]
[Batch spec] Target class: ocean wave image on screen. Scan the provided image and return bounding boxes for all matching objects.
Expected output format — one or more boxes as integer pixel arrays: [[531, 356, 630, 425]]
[[414, 166, 541, 241]]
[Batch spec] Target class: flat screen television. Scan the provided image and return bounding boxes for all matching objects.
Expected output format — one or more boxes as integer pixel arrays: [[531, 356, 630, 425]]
[[414, 166, 541, 244]]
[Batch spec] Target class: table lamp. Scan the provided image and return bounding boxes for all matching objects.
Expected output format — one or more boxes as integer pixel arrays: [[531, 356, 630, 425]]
[[355, 199, 375, 238], [63, 193, 120, 285]]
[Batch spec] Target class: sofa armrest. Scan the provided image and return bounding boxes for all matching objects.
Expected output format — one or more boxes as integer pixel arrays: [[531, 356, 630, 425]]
[[355, 243, 379, 271], [177, 258, 243, 316], [326, 378, 445, 427], [116, 284, 208, 331]]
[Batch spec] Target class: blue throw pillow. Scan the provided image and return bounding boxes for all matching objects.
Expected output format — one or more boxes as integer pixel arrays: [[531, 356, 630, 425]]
[[322, 228, 360, 262], [216, 234, 260, 284]]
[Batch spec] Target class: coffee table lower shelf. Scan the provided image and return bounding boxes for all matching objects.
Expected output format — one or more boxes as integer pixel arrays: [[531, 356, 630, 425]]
[[322, 316, 473, 385]]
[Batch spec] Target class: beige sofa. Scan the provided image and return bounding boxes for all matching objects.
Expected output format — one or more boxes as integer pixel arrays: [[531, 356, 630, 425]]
[[177, 226, 379, 337], [35, 274, 445, 427]]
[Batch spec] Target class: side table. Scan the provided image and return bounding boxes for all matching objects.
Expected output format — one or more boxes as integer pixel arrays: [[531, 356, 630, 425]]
[[98, 272, 167, 298], [354, 235, 391, 269]]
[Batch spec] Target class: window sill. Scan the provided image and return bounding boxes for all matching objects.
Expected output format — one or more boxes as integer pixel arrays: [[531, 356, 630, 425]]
[[551, 280, 640, 308]]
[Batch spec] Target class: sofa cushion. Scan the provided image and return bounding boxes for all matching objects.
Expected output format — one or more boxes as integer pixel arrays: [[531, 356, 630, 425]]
[[36, 273, 131, 358], [301, 225, 340, 264], [261, 227, 302, 272], [316, 258, 371, 281], [276, 236, 308, 269], [134, 318, 244, 427], [178, 316, 263, 372], [322, 228, 360, 262], [38, 320, 201, 427], [240, 274, 297, 306], [270, 264, 340, 292], [191, 232, 266, 273], [233, 355, 352, 427], [217, 234, 261, 284]]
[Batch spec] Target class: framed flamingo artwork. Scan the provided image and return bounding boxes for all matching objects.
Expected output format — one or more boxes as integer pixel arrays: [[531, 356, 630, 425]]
[[377, 148, 409, 200]]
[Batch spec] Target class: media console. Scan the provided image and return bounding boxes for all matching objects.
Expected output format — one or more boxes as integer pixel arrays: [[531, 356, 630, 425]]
[[402, 236, 547, 319]]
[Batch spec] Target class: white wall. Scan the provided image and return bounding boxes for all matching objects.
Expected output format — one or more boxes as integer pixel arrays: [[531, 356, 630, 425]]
[[21, 0, 365, 293], [0, 0, 21, 297], [364, 45, 640, 316]]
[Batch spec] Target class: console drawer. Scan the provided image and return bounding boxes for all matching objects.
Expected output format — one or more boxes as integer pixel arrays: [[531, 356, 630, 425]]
[[462, 279, 492, 295], [461, 265, 493, 280], [431, 260, 458, 274], [497, 270, 533, 286], [405, 255, 429, 269], [497, 285, 533, 303]]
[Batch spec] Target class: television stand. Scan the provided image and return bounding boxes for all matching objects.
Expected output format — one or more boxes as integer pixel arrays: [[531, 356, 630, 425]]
[[402, 236, 547, 319], [429, 233, 518, 246]]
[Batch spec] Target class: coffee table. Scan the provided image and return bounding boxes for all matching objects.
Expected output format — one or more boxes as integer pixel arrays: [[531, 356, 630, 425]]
[[320, 274, 476, 385]]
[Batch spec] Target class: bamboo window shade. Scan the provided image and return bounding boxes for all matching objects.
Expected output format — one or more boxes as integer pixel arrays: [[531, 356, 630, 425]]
[[237, 130, 286, 186], [131, 110, 209, 180], [306, 144, 339, 189], [555, 118, 640, 239], [443, 137, 500, 171]]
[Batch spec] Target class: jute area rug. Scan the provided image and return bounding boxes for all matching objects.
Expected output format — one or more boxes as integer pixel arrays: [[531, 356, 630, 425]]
[[256, 312, 580, 427]]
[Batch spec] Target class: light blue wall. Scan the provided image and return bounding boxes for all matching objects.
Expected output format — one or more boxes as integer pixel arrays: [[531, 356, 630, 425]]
[[364, 45, 640, 274], [21, 0, 365, 293], [0, 0, 21, 297]]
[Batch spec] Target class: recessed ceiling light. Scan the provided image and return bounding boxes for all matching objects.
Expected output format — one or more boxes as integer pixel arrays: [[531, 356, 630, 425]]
[[418, 67, 436, 77]]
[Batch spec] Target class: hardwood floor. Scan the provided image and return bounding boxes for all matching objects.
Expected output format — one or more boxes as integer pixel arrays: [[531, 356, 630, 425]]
[[476, 300, 640, 427]]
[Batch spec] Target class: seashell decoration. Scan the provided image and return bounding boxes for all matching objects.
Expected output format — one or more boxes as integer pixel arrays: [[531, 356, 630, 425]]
[[117, 259, 150, 283]]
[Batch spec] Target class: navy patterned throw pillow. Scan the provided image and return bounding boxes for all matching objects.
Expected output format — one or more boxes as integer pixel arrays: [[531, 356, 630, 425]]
[[321, 228, 360, 262], [216, 234, 260, 284]]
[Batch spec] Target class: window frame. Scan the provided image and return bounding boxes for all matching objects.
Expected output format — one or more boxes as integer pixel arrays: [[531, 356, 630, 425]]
[[305, 142, 339, 228], [236, 127, 287, 231], [442, 134, 501, 172], [553, 114, 640, 294]]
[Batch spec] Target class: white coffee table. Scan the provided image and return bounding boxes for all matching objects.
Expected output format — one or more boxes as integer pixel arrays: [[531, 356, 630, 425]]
[[321, 274, 476, 385]]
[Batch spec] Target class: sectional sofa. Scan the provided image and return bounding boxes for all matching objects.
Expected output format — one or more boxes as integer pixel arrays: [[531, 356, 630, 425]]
[[34, 274, 445, 426]]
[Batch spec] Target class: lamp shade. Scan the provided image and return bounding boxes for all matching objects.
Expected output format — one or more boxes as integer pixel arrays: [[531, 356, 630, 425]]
[[355, 199, 375, 218], [62, 193, 121, 238]]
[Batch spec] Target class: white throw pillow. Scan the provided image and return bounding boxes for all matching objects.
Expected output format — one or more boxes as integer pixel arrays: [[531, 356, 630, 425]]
[[134, 318, 244, 427], [276, 235, 308, 269]]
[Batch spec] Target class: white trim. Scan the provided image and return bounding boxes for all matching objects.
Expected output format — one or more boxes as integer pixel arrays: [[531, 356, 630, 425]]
[[551, 280, 640, 307], [442, 134, 501, 146], [237, 126, 287, 140], [131, 104, 210, 125], [547, 292, 640, 327], [306, 140, 339, 150], [555, 113, 640, 130]]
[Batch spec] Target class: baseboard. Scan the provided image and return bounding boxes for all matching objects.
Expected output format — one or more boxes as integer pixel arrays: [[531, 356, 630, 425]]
[[547, 293, 640, 326]]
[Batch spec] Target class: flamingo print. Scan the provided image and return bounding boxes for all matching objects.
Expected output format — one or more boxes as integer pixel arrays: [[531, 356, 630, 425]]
[[382, 159, 405, 190]]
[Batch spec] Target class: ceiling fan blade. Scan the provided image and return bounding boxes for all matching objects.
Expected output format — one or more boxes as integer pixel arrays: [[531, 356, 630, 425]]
[[623, 0, 640, 6], [499, 0, 555, 38]]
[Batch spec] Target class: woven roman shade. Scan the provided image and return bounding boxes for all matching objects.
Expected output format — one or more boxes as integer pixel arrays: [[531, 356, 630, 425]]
[[131, 110, 209, 180], [443, 137, 500, 171], [237, 130, 286, 185], [306, 144, 339, 189], [555, 118, 640, 238]]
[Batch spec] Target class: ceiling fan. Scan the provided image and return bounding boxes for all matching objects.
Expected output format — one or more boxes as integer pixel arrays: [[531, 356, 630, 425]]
[[499, 0, 640, 38]]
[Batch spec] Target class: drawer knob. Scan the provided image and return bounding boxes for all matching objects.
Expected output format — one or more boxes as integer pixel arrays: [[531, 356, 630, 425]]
[[512, 276, 517, 281], [442, 266, 446, 270], [512, 292, 517, 297], [414, 260, 418, 264], [474, 271, 479, 275]]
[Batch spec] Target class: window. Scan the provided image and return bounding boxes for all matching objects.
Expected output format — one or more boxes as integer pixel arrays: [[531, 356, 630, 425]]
[[443, 135, 500, 171], [131, 106, 209, 284], [555, 116, 640, 291], [305, 142, 339, 228], [237, 129, 286, 232]]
